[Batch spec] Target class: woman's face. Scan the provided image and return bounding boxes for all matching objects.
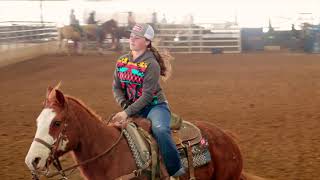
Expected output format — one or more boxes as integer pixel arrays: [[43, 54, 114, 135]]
[[129, 33, 149, 51]]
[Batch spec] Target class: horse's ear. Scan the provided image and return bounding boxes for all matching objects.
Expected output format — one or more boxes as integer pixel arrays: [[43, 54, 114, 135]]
[[55, 89, 65, 107], [54, 81, 62, 90], [46, 86, 53, 98]]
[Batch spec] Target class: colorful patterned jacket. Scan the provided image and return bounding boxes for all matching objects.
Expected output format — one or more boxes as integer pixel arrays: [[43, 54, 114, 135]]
[[112, 51, 167, 116]]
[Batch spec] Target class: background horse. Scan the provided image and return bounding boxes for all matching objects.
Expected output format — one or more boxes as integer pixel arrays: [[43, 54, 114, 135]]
[[113, 26, 130, 50], [58, 19, 118, 54], [25, 85, 247, 180], [58, 25, 83, 54]]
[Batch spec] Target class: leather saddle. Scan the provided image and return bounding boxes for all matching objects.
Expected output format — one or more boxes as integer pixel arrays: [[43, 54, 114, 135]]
[[169, 113, 202, 149], [127, 113, 202, 151], [120, 113, 207, 180]]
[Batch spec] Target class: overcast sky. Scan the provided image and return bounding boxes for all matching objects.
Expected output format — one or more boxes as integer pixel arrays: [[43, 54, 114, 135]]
[[1, 0, 319, 29]]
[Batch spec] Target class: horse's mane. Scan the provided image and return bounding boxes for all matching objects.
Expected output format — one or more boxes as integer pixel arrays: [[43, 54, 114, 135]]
[[65, 95, 102, 121], [101, 19, 117, 27]]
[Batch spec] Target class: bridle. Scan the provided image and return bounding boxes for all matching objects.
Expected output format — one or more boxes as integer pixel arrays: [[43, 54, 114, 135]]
[[30, 101, 124, 180], [31, 101, 70, 180]]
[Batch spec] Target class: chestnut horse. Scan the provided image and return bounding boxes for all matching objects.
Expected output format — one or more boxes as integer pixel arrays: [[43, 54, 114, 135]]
[[25, 86, 245, 180]]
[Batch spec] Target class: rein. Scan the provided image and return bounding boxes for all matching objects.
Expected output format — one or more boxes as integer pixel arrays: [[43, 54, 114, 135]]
[[31, 113, 125, 179], [45, 130, 125, 179]]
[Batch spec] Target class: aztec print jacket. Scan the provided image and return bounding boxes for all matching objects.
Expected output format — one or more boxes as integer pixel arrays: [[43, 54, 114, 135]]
[[112, 50, 167, 116]]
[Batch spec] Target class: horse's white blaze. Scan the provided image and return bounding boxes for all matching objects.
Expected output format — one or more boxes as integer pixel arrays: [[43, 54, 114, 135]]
[[25, 108, 56, 170]]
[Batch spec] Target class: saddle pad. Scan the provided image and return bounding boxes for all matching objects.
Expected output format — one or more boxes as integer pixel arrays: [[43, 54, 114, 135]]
[[124, 121, 206, 170], [124, 123, 150, 168]]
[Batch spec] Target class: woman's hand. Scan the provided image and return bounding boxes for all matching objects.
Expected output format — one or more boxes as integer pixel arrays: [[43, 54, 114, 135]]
[[112, 111, 128, 128], [113, 111, 128, 121]]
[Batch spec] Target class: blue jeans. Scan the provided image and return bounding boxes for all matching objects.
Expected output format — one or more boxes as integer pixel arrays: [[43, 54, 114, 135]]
[[138, 102, 181, 176]]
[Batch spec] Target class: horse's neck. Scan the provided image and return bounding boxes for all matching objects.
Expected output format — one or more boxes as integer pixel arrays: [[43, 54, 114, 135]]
[[68, 100, 135, 179], [70, 102, 117, 158], [102, 22, 113, 32]]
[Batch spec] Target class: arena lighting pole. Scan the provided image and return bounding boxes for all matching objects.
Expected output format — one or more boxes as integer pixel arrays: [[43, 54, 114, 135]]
[[40, 0, 44, 26]]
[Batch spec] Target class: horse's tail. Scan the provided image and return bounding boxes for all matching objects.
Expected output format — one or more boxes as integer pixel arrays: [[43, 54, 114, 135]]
[[223, 132, 269, 180], [240, 171, 268, 180], [240, 171, 247, 180]]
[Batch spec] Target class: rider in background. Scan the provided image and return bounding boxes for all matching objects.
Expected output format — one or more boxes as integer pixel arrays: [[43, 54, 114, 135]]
[[161, 14, 167, 24], [87, 11, 97, 25], [127, 11, 136, 30], [70, 9, 77, 25], [69, 9, 83, 36], [150, 12, 158, 33]]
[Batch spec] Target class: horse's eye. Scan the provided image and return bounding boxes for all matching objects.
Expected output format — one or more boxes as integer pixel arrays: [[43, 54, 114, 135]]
[[53, 121, 62, 128]]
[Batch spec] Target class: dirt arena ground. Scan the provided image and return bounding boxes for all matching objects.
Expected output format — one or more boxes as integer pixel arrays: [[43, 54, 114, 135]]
[[1, 53, 320, 180]]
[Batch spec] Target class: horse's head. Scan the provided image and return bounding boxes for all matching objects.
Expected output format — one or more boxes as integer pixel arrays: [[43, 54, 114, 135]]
[[25, 85, 79, 175], [101, 19, 118, 33]]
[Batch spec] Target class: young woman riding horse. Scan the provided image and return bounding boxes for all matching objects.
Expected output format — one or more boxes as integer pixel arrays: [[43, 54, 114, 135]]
[[111, 23, 185, 177]]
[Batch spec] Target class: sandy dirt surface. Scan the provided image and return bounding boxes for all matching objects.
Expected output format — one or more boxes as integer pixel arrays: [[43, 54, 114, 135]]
[[1, 53, 320, 180]]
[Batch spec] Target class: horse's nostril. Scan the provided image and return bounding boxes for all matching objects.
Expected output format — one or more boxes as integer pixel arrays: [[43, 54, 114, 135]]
[[32, 157, 41, 168]]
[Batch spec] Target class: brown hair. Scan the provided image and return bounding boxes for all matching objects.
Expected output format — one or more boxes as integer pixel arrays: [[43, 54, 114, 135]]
[[147, 42, 172, 80]]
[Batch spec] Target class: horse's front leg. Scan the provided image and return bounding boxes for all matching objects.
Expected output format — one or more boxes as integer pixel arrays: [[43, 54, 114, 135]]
[[96, 29, 104, 53], [110, 33, 118, 50], [58, 39, 62, 50], [58, 32, 64, 53], [75, 41, 84, 55]]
